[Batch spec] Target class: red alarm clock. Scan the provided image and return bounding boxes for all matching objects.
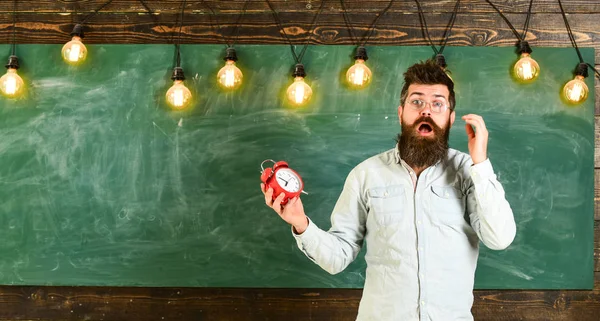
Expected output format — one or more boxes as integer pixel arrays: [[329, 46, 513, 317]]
[[260, 159, 306, 205]]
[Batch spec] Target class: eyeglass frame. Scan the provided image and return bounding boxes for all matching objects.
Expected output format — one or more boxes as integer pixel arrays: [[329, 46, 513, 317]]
[[404, 97, 454, 114]]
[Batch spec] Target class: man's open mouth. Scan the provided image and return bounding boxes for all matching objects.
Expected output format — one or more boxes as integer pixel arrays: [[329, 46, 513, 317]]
[[417, 122, 433, 134]]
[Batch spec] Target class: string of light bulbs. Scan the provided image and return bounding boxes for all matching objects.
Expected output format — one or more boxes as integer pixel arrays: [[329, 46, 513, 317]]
[[266, 0, 326, 106], [340, 0, 395, 89], [0, 0, 24, 98], [485, 0, 539, 83], [557, 0, 600, 104], [414, 0, 460, 79], [200, 0, 250, 91], [2, 1, 597, 109]]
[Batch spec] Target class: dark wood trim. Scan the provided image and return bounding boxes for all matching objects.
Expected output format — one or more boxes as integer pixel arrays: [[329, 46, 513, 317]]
[[0, 0, 599, 14], [0, 275, 599, 321]]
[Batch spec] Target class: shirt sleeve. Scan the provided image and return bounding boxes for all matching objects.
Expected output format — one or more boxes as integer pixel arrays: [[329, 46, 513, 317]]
[[291, 170, 368, 275], [465, 158, 517, 250]]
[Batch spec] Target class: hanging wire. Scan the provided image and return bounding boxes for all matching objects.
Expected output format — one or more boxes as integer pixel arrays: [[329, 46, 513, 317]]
[[265, 0, 326, 64], [80, 0, 115, 24], [11, 0, 17, 56], [520, 0, 534, 40], [414, 0, 460, 55], [484, 0, 526, 41], [173, 0, 188, 68], [557, 0, 600, 78], [340, 0, 395, 47], [137, 0, 170, 37], [200, 0, 251, 48], [439, 0, 460, 54]]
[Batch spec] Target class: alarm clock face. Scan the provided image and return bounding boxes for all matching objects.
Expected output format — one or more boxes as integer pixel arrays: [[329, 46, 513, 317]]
[[275, 168, 302, 193]]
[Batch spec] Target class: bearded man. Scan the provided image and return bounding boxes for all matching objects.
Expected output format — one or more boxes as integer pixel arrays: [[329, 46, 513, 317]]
[[261, 59, 516, 321]]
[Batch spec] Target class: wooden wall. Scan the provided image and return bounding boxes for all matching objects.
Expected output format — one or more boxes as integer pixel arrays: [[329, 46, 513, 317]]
[[0, 1, 598, 320]]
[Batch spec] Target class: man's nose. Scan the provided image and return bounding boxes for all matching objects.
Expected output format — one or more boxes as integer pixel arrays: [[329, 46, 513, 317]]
[[420, 105, 432, 116]]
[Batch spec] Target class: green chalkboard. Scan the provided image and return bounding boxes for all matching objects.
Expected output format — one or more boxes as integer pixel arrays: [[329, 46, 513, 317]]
[[0, 44, 594, 289]]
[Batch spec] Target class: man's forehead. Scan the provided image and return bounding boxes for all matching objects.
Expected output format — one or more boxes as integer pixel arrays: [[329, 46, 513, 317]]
[[407, 84, 449, 98]]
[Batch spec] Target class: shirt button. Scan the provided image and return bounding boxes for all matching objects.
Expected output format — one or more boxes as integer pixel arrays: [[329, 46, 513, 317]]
[[417, 220, 422, 225], [419, 247, 423, 251], [384, 191, 389, 197], [421, 301, 425, 306]]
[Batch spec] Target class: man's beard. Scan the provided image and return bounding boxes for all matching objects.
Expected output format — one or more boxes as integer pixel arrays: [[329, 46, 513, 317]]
[[397, 116, 450, 168]]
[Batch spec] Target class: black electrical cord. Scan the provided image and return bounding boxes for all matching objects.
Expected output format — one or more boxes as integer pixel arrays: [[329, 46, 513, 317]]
[[266, 0, 326, 64], [340, 0, 395, 48], [80, 0, 115, 24], [200, 0, 251, 48], [557, 0, 599, 78], [414, 0, 460, 55]]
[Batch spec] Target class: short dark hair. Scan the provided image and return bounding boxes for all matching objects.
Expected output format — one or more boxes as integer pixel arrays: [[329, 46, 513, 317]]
[[400, 59, 455, 111]]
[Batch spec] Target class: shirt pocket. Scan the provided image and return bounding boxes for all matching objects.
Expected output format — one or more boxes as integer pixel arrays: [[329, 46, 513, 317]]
[[368, 185, 405, 226], [430, 185, 467, 225]]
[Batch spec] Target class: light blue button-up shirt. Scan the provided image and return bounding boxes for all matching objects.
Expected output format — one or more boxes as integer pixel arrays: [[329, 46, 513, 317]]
[[293, 147, 516, 321]]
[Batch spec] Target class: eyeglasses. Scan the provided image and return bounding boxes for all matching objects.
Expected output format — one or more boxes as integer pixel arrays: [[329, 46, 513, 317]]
[[406, 99, 450, 114]]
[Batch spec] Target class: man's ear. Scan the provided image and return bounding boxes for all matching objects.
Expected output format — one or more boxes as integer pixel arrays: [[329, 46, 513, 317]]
[[450, 109, 456, 126], [398, 105, 403, 125]]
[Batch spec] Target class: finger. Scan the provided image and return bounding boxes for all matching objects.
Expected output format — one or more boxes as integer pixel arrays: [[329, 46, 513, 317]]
[[264, 187, 274, 206], [463, 118, 487, 135], [465, 124, 476, 140], [272, 192, 286, 215], [289, 196, 299, 207], [462, 115, 487, 132], [260, 183, 265, 193]]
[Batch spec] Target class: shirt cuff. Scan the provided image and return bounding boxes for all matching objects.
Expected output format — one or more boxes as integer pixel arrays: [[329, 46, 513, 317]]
[[292, 217, 319, 245], [470, 158, 494, 184]]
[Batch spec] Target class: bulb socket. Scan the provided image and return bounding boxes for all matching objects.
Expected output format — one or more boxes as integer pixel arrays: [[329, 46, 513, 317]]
[[575, 63, 589, 78], [292, 63, 306, 78], [70, 24, 85, 38], [517, 40, 532, 55], [224, 47, 238, 62], [354, 46, 368, 61], [435, 54, 448, 68], [171, 67, 185, 81], [5, 55, 19, 70]]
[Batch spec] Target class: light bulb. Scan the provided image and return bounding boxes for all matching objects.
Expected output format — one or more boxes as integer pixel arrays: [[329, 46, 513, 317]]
[[346, 59, 372, 88], [217, 60, 243, 90], [166, 80, 192, 110], [61, 36, 88, 65], [286, 77, 312, 106], [62, 25, 87, 65], [0, 68, 24, 97], [563, 75, 588, 104], [514, 53, 540, 82], [0, 56, 24, 98], [166, 67, 192, 110]]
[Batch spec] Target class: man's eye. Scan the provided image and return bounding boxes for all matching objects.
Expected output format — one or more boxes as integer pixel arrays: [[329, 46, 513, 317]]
[[411, 100, 423, 105], [433, 101, 444, 108]]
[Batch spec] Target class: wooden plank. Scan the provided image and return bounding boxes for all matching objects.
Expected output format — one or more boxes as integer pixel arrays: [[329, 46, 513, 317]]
[[596, 117, 600, 169], [0, 13, 598, 57], [0, 275, 598, 321], [596, 169, 600, 221], [596, 220, 599, 272], [0, 0, 599, 14], [590, 79, 600, 115]]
